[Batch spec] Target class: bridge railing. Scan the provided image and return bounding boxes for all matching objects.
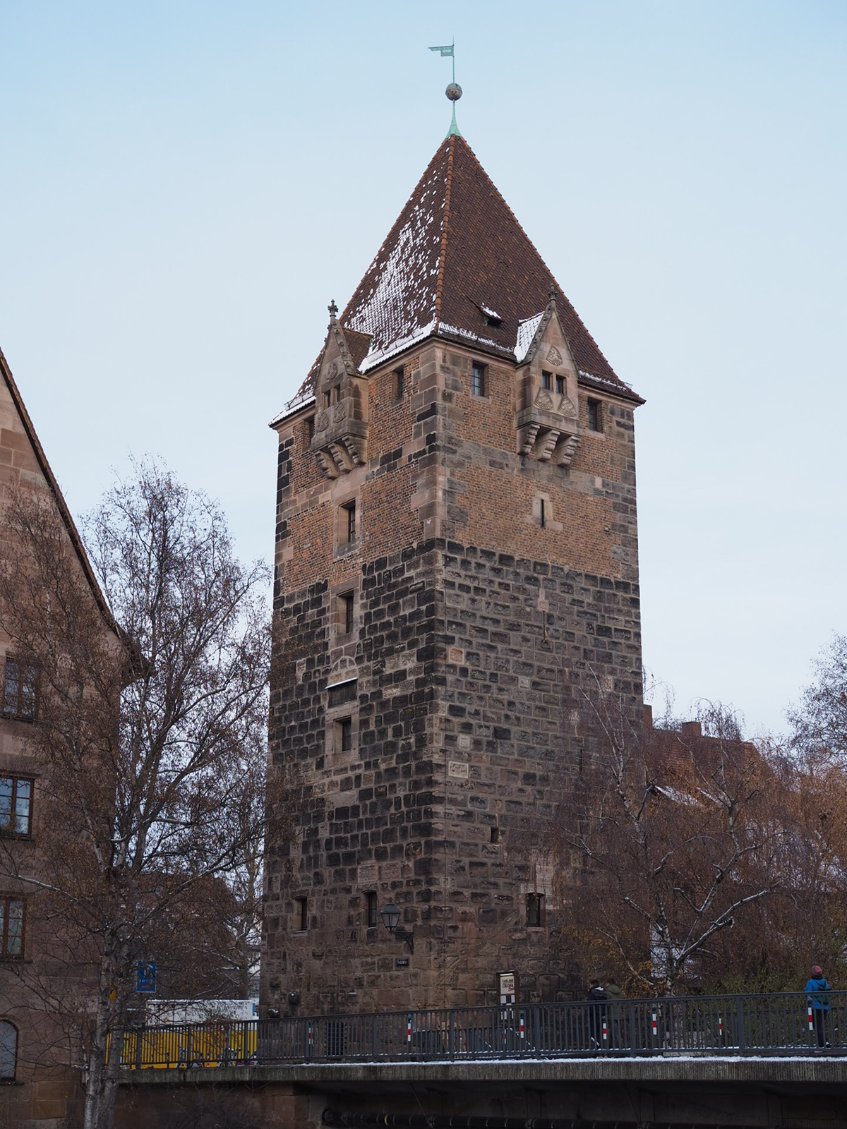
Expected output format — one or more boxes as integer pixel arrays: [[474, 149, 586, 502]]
[[116, 990, 846, 1069]]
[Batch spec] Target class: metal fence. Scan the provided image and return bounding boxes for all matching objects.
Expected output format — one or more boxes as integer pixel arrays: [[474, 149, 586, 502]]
[[117, 990, 847, 1069]]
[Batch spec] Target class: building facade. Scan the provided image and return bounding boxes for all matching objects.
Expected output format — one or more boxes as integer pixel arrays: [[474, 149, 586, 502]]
[[262, 134, 643, 1016], [0, 348, 116, 1128]]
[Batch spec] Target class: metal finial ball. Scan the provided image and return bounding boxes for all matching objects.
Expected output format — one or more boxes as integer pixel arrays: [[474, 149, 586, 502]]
[[445, 83, 462, 102]]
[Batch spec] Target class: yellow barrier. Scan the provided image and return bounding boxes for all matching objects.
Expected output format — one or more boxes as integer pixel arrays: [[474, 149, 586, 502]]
[[119, 1022, 257, 1069]]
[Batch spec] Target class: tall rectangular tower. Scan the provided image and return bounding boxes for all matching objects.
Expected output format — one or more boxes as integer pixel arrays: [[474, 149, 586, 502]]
[[263, 135, 643, 1015]]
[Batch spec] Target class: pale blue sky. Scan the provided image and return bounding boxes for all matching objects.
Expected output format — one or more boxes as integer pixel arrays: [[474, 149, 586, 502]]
[[2, 1, 845, 736]]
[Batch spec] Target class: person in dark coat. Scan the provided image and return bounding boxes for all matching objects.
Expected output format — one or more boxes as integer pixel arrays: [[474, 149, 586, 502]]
[[805, 964, 831, 1048], [586, 978, 607, 1049]]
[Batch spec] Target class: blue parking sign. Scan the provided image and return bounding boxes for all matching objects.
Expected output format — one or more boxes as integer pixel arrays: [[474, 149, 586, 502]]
[[135, 962, 157, 994]]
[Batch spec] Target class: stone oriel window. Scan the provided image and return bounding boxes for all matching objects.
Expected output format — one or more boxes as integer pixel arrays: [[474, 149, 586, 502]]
[[0, 1021, 17, 1081], [587, 398, 603, 433], [366, 891, 378, 929], [2, 657, 37, 721], [471, 361, 487, 398], [541, 370, 552, 391], [0, 896, 25, 959], [0, 776, 33, 837], [526, 892, 544, 928], [555, 374, 565, 395]]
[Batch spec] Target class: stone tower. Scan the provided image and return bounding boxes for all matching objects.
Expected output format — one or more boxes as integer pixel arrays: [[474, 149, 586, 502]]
[[262, 133, 643, 1016]]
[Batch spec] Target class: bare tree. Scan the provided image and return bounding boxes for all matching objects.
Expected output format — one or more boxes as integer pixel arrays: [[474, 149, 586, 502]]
[[552, 685, 778, 993], [789, 634, 847, 763], [774, 636, 847, 981], [0, 463, 276, 1129]]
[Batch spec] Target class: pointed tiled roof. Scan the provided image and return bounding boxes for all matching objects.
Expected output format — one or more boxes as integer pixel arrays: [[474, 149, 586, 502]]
[[281, 134, 638, 417]]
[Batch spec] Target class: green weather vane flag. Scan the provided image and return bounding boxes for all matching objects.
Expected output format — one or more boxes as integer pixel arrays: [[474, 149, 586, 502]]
[[429, 41, 462, 138]]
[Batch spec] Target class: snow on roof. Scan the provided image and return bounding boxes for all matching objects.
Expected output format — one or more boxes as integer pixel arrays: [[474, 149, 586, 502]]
[[270, 391, 315, 429], [514, 313, 544, 364], [345, 164, 445, 368], [438, 321, 505, 350], [480, 303, 502, 321], [578, 369, 642, 402], [358, 321, 436, 374]]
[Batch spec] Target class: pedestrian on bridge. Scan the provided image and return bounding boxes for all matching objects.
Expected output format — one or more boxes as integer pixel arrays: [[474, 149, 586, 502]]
[[805, 964, 831, 1048], [605, 977, 625, 1048], [586, 978, 607, 1050]]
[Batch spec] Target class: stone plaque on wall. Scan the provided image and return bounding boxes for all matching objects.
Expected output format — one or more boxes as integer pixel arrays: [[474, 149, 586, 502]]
[[358, 863, 377, 886]]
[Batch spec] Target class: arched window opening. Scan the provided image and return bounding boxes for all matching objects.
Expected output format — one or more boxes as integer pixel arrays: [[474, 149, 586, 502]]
[[0, 1021, 17, 1082]]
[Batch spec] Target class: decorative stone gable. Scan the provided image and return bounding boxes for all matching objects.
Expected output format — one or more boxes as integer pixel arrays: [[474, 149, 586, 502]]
[[515, 297, 580, 466], [311, 302, 369, 478]]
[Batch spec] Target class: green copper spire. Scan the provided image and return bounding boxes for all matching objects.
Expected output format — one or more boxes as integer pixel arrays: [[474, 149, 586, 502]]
[[429, 40, 462, 138]]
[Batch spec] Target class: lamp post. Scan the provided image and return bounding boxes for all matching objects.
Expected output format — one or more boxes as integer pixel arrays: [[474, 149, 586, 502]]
[[379, 901, 414, 953]]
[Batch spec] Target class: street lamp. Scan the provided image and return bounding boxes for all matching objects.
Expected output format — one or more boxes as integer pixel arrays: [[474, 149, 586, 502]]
[[379, 901, 414, 953]]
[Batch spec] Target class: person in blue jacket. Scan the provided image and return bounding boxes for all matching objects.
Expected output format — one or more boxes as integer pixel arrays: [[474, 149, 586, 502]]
[[805, 964, 831, 1047]]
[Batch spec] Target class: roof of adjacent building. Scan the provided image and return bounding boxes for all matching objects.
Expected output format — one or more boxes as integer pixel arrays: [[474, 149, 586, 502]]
[[0, 346, 119, 633], [278, 133, 639, 420]]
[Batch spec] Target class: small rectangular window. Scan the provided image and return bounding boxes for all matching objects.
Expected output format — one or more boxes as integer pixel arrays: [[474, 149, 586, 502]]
[[0, 896, 25, 959], [341, 501, 356, 544], [2, 658, 37, 722], [555, 375, 565, 395], [306, 415, 315, 440], [0, 776, 33, 837], [541, 370, 552, 391], [588, 398, 603, 433], [294, 896, 308, 932], [336, 717, 353, 753], [394, 366, 405, 400], [539, 499, 546, 529], [339, 591, 355, 635], [324, 390, 332, 408], [526, 893, 544, 928], [471, 362, 487, 398], [366, 891, 378, 929]]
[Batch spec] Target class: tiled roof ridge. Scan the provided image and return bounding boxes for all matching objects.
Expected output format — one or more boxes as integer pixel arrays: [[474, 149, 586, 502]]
[[453, 135, 618, 383], [433, 136, 456, 326]]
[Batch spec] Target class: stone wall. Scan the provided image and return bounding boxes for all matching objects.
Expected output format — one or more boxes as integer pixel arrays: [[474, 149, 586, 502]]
[[263, 336, 643, 1016]]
